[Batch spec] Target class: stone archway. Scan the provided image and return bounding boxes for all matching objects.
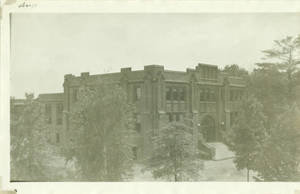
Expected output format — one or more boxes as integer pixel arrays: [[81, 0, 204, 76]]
[[200, 115, 216, 142]]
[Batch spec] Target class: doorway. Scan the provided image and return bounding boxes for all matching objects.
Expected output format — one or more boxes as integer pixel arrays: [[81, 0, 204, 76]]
[[201, 115, 216, 142]]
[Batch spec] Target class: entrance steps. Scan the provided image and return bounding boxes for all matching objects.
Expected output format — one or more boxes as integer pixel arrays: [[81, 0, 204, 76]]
[[206, 142, 235, 161]]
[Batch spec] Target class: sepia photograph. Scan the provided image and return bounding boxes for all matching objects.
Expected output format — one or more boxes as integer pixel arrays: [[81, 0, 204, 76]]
[[9, 12, 300, 182]]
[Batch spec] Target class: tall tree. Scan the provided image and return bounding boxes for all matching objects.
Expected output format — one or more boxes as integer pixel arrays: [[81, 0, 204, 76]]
[[143, 121, 202, 181], [65, 84, 135, 181], [10, 93, 53, 181], [253, 105, 300, 181], [259, 35, 300, 102], [249, 63, 287, 127], [224, 95, 268, 181], [222, 64, 249, 78]]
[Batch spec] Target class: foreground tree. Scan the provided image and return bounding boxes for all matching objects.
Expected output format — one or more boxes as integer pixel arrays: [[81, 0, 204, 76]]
[[224, 95, 267, 181], [259, 35, 300, 102], [143, 121, 202, 181], [10, 93, 53, 181], [222, 64, 249, 79], [253, 105, 300, 181], [65, 84, 135, 181], [249, 63, 287, 127]]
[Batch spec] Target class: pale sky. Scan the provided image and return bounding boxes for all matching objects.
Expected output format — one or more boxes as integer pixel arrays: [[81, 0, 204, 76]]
[[10, 13, 300, 98]]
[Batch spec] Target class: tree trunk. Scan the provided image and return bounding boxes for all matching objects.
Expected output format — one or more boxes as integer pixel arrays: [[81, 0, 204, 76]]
[[287, 70, 293, 102], [103, 128, 108, 179], [247, 168, 250, 182]]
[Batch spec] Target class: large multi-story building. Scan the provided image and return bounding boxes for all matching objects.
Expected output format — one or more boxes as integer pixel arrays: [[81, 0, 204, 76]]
[[16, 63, 245, 160]]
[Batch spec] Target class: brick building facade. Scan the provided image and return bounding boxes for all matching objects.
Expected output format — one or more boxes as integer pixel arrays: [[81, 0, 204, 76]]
[[15, 63, 245, 160]]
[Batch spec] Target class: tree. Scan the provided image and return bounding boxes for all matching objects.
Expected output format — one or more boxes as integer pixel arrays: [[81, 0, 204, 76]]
[[143, 121, 202, 181], [248, 63, 287, 127], [253, 105, 300, 181], [224, 95, 268, 181], [259, 35, 300, 102], [10, 93, 53, 181], [65, 84, 135, 181], [222, 64, 249, 78]]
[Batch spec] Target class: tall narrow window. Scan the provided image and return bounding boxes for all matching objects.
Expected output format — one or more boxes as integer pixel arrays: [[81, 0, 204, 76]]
[[173, 88, 178, 101], [240, 91, 244, 100], [210, 90, 215, 101], [206, 89, 210, 101], [175, 113, 180, 121], [56, 133, 60, 143], [179, 88, 185, 101], [135, 114, 141, 133], [56, 103, 63, 125], [134, 86, 141, 101], [45, 104, 52, 124], [168, 113, 173, 122], [166, 87, 171, 101], [73, 88, 78, 102], [230, 90, 234, 101], [200, 89, 205, 101], [132, 147, 138, 160], [203, 68, 207, 79], [230, 112, 238, 126]]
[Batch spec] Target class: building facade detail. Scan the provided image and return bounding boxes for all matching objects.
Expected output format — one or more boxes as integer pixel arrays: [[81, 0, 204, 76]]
[[12, 63, 245, 160]]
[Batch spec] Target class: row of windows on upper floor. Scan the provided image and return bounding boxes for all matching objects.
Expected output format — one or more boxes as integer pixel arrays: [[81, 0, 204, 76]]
[[200, 67, 218, 80], [71, 86, 244, 104], [132, 110, 239, 134], [133, 112, 185, 134], [167, 87, 217, 102], [45, 103, 63, 125]]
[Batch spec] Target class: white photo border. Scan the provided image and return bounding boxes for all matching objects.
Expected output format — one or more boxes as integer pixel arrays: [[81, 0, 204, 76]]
[[1, 1, 300, 194]]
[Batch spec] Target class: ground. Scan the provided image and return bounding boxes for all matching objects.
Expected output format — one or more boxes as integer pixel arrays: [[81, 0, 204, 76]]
[[131, 143, 254, 181], [44, 142, 255, 181]]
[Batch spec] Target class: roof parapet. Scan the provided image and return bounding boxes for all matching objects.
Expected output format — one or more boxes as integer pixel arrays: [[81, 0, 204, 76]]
[[144, 65, 164, 71], [121, 67, 132, 73], [186, 68, 195, 73], [197, 63, 218, 68], [81, 72, 90, 77], [64, 74, 74, 81]]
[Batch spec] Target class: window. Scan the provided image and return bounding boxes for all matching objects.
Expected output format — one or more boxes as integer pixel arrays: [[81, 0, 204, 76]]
[[56, 133, 60, 143], [166, 86, 186, 102], [56, 103, 63, 125], [45, 104, 52, 124], [176, 113, 183, 122], [204, 68, 208, 79], [230, 90, 234, 101], [239, 91, 244, 100], [173, 88, 178, 101], [210, 90, 215, 101], [132, 147, 138, 160], [168, 113, 173, 122], [205, 89, 210, 101], [166, 87, 171, 101], [73, 88, 78, 102], [230, 90, 244, 101], [135, 114, 141, 133], [230, 111, 238, 126], [168, 113, 183, 122], [200, 89, 205, 101], [179, 88, 185, 101], [208, 68, 211, 79], [134, 86, 141, 101]]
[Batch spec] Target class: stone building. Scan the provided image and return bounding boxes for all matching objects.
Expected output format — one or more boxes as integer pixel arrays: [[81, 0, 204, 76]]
[[17, 63, 245, 160], [37, 93, 64, 144]]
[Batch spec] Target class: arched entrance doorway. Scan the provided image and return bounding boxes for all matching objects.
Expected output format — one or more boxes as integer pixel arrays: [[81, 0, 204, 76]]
[[200, 115, 216, 142]]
